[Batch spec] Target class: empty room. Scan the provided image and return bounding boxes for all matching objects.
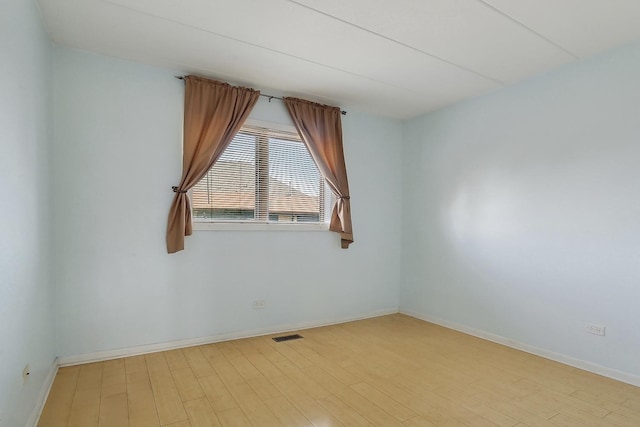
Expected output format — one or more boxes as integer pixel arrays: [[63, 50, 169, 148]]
[[2, 0, 640, 426]]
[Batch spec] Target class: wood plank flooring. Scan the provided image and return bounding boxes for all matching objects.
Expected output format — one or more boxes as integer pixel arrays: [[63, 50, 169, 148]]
[[38, 314, 640, 426]]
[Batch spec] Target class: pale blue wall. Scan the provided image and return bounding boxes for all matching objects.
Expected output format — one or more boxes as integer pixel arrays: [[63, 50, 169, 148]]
[[52, 48, 403, 358], [401, 41, 640, 379], [0, 0, 56, 425]]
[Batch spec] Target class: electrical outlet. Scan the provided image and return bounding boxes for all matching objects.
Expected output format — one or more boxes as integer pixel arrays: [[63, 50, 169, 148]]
[[586, 324, 606, 336], [253, 300, 266, 309], [22, 364, 30, 383]]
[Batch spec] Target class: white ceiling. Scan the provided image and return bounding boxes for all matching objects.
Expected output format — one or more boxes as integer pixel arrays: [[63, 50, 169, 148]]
[[38, 0, 640, 119]]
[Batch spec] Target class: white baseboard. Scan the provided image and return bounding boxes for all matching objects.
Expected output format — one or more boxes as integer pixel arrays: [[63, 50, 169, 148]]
[[28, 358, 58, 427], [57, 308, 399, 367], [400, 309, 640, 388]]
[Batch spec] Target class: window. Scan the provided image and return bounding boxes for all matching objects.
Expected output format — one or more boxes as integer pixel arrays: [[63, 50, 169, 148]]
[[192, 121, 331, 227]]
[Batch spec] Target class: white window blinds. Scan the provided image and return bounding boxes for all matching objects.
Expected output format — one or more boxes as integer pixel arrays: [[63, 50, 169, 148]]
[[192, 124, 330, 223]]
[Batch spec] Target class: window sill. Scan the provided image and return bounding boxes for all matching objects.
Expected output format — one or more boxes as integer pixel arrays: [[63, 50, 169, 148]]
[[192, 221, 330, 232]]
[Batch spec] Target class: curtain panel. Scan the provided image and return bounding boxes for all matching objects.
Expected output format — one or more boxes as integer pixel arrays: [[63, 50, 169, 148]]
[[166, 76, 260, 253], [284, 97, 353, 248]]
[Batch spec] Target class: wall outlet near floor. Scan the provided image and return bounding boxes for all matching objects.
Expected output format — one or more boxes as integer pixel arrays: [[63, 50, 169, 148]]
[[253, 300, 266, 309], [22, 364, 30, 383], [586, 324, 606, 336]]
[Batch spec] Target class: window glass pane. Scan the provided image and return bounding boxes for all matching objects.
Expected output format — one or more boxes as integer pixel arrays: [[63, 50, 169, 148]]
[[191, 132, 256, 221], [192, 124, 330, 224], [268, 137, 322, 222]]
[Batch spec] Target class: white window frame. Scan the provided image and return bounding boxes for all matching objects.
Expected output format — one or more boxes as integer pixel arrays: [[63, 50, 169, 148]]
[[192, 119, 331, 232]]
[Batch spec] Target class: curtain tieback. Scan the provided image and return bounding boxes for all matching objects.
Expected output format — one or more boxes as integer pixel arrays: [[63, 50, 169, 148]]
[[172, 186, 188, 194], [339, 196, 350, 200]]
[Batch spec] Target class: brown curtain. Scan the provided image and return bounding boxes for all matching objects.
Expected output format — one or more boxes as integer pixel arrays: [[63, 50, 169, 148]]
[[166, 76, 260, 253], [284, 98, 353, 248]]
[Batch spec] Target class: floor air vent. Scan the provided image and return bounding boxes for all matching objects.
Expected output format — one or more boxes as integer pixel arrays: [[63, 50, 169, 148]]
[[272, 334, 304, 342]]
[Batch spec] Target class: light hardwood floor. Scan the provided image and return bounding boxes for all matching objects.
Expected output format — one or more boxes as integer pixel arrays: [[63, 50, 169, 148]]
[[38, 314, 640, 426]]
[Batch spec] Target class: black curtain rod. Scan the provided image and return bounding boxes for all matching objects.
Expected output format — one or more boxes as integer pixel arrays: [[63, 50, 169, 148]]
[[175, 76, 346, 115]]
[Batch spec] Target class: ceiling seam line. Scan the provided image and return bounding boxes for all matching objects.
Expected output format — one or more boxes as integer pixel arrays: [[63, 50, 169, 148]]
[[287, 0, 505, 86], [476, 0, 579, 59], [100, 0, 437, 95]]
